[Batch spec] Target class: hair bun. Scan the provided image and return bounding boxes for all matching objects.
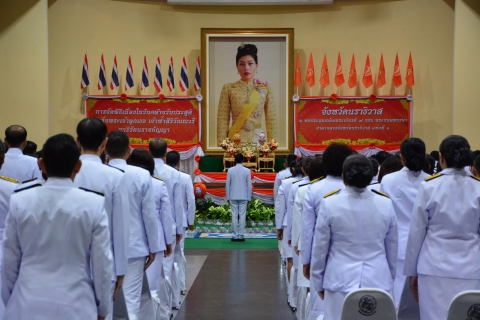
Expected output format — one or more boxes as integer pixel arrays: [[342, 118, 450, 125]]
[[238, 43, 258, 55], [451, 147, 472, 167]]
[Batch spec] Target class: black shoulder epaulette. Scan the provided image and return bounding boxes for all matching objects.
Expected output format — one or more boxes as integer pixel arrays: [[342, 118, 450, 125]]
[[324, 189, 341, 198], [372, 189, 390, 198], [14, 183, 41, 193], [79, 187, 104, 197], [283, 176, 292, 180], [129, 163, 149, 171], [470, 175, 480, 182], [21, 178, 36, 184], [369, 182, 380, 186], [153, 176, 164, 181], [298, 183, 309, 188], [107, 165, 124, 173], [310, 176, 325, 184], [292, 179, 304, 184], [425, 173, 442, 181], [0, 176, 18, 184]]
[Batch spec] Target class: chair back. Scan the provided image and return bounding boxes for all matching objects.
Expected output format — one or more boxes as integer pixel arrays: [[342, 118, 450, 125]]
[[445, 290, 480, 320], [341, 288, 397, 320]]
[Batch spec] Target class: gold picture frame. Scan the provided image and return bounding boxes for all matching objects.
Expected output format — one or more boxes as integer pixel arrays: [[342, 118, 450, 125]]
[[201, 28, 294, 154]]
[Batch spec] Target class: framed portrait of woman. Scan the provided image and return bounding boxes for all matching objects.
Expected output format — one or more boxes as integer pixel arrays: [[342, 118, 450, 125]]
[[201, 28, 294, 154]]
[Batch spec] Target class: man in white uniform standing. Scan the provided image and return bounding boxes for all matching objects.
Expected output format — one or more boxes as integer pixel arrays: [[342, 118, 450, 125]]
[[149, 138, 184, 318], [106, 131, 159, 320], [166, 150, 195, 304], [0, 125, 39, 182], [226, 153, 252, 242], [2, 134, 113, 320], [73, 118, 130, 320]]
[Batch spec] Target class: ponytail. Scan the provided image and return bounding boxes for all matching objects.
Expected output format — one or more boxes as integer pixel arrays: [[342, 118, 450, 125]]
[[439, 135, 472, 169], [400, 138, 426, 172]]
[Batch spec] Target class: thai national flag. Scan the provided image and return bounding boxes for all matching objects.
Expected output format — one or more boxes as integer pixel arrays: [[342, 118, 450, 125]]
[[80, 54, 89, 89], [179, 57, 189, 92], [141, 56, 149, 90], [154, 57, 163, 93], [125, 55, 134, 91], [194, 56, 201, 91], [110, 55, 119, 90], [167, 57, 175, 92], [97, 54, 107, 90]]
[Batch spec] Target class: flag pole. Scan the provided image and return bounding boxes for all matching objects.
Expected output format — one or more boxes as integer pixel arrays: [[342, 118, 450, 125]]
[[309, 87, 312, 97]]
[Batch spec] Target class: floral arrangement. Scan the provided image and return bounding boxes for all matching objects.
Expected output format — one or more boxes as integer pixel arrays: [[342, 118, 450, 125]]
[[260, 142, 270, 153], [220, 138, 233, 151], [227, 145, 238, 155], [267, 138, 278, 151], [193, 183, 207, 198], [243, 147, 254, 158]]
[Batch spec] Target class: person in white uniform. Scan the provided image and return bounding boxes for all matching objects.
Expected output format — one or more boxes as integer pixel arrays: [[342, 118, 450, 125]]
[[379, 138, 428, 309], [226, 153, 252, 241], [73, 118, 130, 320], [106, 131, 159, 320], [311, 154, 398, 319], [404, 135, 480, 320], [128, 148, 173, 320], [2, 134, 113, 320], [166, 151, 195, 304], [149, 138, 184, 319], [0, 140, 17, 319], [273, 154, 297, 203], [0, 125, 40, 182]]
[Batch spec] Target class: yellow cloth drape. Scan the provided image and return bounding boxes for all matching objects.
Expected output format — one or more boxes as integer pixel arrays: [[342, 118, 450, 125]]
[[227, 89, 261, 140]]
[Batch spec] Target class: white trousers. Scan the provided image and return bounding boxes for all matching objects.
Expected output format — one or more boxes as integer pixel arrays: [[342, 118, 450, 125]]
[[289, 267, 298, 308], [308, 280, 324, 317], [393, 258, 405, 307], [123, 257, 146, 319], [230, 200, 247, 238], [418, 274, 480, 320], [281, 234, 293, 259], [175, 230, 187, 291]]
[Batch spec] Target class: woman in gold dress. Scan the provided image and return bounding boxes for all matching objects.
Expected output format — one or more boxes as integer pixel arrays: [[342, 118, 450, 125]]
[[217, 44, 278, 146]]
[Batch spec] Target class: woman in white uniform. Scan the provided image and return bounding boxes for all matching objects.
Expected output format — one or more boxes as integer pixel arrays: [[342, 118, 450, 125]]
[[404, 135, 480, 320], [380, 138, 429, 308], [311, 154, 398, 320]]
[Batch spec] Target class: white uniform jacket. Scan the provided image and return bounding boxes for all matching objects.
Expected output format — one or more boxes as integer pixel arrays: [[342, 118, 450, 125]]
[[152, 176, 173, 249], [109, 159, 159, 258], [225, 163, 252, 201], [273, 168, 291, 202], [275, 176, 301, 230], [311, 187, 398, 293], [300, 175, 345, 265], [0, 177, 17, 270], [404, 168, 480, 279], [179, 171, 195, 228], [2, 178, 113, 319], [154, 158, 184, 235], [380, 167, 428, 260], [15, 177, 45, 191], [286, 176, 309, 241], [73, 154, 129, 279], [291, 180, 310, 249], [0, 148, 39, 182]]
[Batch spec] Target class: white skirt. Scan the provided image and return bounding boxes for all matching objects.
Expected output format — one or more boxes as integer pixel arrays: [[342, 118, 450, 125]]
[[281, 235, 292, 258], [418, 274, 480, 320]]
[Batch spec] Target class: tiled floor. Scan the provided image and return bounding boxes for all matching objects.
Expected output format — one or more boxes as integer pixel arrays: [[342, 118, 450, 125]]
[[174, 249, 297, 320]]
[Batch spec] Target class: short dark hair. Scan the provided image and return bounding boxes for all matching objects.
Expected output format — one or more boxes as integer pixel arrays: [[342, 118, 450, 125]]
[[302, 156, 313, 175], [234, 153, 244, 163], [439, 135, 472, 169], [430, 150, 439, 161], [76, 118, 107, 151], [474, 155, 480, 176], [378, 155, 403, 182], [166, 150, 180, 167], [369, 157, 379, 176], [0, 140, 5, 155], [343, 154, 373, 188], [42, 134, 80, 178], [308, 156, 325, 181], [236, 44, 258, 65], [127, 148, 155, 176], [285, 153, 297, 166], [400, 138, 426, 172], [322, 144, 354, 177], [106, 130, 129, 158], [423, 155, 436, 175], [374, 151, 392, 165], [149, 138, 167, 158], [5, 125, 27, 148], [293, 157, 304, 176], [23, 141, 37, 156]]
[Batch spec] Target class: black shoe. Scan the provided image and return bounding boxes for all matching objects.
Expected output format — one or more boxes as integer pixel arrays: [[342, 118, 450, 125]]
[[231, 238, 238, 242]]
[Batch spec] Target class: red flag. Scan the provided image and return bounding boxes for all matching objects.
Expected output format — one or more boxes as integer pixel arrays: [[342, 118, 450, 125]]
[[348, 54, 357, 89], [305, 53, 315, 88], [320, 54, 329, 88], [294, 52, 302, 87], [406, 52, 414, 87], [334, 53, 345, 87], [377, 54, 386, 89], [392, 53, 402, 88], [362, 54, 373, 89]]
